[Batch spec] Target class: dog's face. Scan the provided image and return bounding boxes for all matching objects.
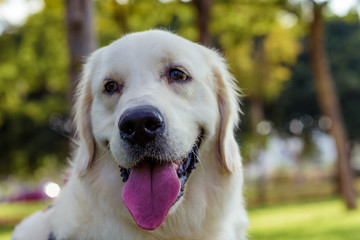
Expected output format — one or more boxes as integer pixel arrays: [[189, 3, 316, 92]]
[[92, 31, 217, 169], [74, 30, 241, 231]]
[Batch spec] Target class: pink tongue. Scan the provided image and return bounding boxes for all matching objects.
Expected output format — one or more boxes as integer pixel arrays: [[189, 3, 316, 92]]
[[121, 161, 180, 230]]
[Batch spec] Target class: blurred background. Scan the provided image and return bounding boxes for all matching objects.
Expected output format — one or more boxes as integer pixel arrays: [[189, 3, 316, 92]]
[[0, 0, 360, 239]]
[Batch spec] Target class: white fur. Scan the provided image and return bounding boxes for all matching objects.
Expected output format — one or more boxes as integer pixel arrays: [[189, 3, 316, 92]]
[[12, 30, 248, 240]]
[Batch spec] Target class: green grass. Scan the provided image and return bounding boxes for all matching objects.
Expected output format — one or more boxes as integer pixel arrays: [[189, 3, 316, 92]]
[[0, 201, 49, 240], [0, 201, 49, 219], [0, 227, 13, 240], [1, 198, 360, 239], [248, 197, 360, 240]]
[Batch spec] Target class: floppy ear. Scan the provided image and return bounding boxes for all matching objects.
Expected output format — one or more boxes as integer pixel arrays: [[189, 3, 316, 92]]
[[211, 52, 242, 174], [72, 53, 97, 176]]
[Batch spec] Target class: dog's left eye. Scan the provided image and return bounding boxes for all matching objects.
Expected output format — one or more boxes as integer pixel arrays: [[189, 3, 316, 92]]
[[169, 69, 189, 82], [104, 81, 120, 94]]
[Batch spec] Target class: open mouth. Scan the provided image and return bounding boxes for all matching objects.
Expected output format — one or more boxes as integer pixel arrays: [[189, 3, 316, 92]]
[[119, 131, 203, 231]]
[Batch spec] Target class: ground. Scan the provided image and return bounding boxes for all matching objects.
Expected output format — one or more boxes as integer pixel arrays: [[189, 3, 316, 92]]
[[1, 197, 360, 240], [248, 197, 360, 240]]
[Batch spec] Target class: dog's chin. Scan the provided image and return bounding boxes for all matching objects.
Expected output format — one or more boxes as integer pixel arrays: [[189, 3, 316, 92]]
[[118, 131, 204, 230]]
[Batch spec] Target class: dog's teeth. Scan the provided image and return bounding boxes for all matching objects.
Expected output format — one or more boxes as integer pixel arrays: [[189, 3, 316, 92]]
[[173, 161, 182, 170]]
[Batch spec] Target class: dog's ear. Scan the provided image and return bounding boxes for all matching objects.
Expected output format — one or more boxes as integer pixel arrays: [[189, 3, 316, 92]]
[[72, 52, 98, 176], [210, 51, 242, 174]]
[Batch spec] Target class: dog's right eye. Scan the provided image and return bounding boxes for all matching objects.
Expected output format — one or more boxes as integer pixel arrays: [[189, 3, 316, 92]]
[[104, 81, 120, 94], [169, 68, 190, 82]]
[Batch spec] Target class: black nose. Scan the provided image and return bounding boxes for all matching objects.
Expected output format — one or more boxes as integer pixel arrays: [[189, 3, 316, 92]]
[[118, 106, 165, 146]]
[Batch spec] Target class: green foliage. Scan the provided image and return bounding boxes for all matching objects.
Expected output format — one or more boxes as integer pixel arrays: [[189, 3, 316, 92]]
[[212, 0, 301, 101], [96, 0, 197, 45], [0, 0, 69, 175]]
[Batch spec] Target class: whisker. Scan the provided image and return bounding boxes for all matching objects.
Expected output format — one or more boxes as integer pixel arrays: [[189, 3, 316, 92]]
[[95, 146, 112, 162], [192, 147, 205, 176]]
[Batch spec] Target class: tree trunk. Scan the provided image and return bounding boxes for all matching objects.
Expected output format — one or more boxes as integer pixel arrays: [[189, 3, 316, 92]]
[[251, 35, 267, 203], [309, 2, 356, 209], [249, 96, 264, 135], [65, 0, 97, 104], [249, 96, 267, 203], [193, 0, 211, 46]]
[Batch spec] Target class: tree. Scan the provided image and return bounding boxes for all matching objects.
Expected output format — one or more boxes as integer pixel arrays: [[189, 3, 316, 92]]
[[193, 0, 212, 45], [270, 18, 360, 138], [65, 0, 97, 105], [309, 1, 356, 209]]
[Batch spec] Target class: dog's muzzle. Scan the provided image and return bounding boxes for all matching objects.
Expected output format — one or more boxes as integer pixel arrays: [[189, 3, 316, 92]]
[[117, 106, 204, 231]]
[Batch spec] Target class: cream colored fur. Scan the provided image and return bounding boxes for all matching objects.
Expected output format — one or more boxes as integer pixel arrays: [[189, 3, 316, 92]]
[[12, 30, 248, 240]]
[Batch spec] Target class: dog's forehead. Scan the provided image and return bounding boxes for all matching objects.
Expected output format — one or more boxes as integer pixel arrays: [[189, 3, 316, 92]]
[[104, 30, 203, 66], [88, 30, 216, 93]]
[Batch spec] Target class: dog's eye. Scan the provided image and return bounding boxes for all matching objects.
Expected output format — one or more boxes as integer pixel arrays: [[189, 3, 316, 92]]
[[169, 69, 189, 82], [104, 81, 120, 94]]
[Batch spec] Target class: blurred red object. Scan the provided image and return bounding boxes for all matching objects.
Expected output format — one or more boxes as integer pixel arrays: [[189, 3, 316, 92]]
[[8, 188, 50, 202]]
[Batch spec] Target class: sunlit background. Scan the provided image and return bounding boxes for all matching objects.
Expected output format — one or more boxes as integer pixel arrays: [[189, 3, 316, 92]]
[[1, 0, 360, 239]]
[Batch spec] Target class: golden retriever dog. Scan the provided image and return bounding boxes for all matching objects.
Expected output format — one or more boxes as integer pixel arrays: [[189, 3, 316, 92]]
[[12, 30, 248, 240]]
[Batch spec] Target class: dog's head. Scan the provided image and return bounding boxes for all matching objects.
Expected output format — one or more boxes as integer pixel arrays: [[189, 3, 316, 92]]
[[73, 30, 241, 230]]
